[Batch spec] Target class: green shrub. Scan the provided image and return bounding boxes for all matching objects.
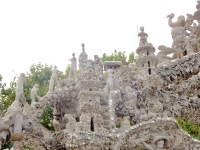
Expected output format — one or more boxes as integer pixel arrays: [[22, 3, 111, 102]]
[[177, 117, 200, 140]]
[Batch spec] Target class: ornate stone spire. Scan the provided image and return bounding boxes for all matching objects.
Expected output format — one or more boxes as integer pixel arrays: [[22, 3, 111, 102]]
[[79, 43, 88, 76], [135, 28, 158, 76], [81, 43, 85, 52]]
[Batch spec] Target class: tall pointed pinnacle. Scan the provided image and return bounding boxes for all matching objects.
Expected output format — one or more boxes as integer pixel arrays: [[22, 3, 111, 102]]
[[81, 43, 85, 52]]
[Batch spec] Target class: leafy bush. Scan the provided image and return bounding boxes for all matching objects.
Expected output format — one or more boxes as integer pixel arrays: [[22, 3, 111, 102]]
[[177, 117, 200, 140], [40, 107, 54, 131]]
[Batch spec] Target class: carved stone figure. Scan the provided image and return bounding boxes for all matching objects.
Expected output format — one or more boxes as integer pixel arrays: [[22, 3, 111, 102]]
[[10, 109, 23, 142], [157, 45, 185, 61], [69, 53, 78, 79], [31, 84, 41, 106], [106, 69, 115, 93], [64, 114, 76, 132], [94, 55, 102, 66], [49, 66, 62, 92], [2, 2, 200, 150], [156, 45, 175, 64], [167, 13, 185, 28], [167, 13, 195, 51], [94, 55, 103, 74], [13, 73, 30, 115], [79, 43, 88, 76], [81, 43, 85, 53], [138, 26, 148, 46], [15, 73, 26, 102]]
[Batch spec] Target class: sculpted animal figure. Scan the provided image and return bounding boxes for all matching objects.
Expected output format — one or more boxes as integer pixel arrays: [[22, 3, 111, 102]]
[[167, 13, 194, 50], [167, 13, 185, 28], [157, 45, 184, 64]]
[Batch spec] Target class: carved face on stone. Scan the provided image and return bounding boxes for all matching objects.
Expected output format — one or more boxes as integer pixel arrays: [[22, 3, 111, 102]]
[[156, 140, 164, 149], [72, 53, 75, 57], [140, 26, 144, 31]]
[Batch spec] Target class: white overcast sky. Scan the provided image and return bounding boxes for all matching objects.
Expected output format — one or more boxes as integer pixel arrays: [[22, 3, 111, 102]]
[[0, 0, 197, 84]]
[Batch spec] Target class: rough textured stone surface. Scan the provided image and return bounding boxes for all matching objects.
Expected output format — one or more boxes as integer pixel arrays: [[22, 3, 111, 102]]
[[2, 2, 200, 149]]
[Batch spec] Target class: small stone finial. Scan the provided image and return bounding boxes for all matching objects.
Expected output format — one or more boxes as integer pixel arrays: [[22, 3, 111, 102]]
[[81, 43, 85, 52]]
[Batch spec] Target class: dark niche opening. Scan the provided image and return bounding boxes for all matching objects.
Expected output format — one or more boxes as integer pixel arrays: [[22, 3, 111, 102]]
[[90, 117, 94, 131], [148, 61, 150, 67], [148, 68, 151, 75]]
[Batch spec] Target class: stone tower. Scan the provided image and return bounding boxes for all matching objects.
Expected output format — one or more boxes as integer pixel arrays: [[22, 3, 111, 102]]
[[135, 27, 158, 76], [75, 59, 107, 133]]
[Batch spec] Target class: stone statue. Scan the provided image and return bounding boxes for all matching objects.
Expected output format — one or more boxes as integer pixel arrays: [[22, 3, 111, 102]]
[[157, 45, 184, 62], [64, 114, 76, 132], [2, 2, 200, 149], [31, 84, 41, 106], [138, 26, 148, 46], [49, 66, 63, 92], [13, 114, 23, 134], [106, 69, 115, 93], [94, 55, 103, 68], [68, 53, 77, 79], [15, 73, 26, 102], [10, 109, 23, 141], [167, 13, 185, 28], [14, 73, 30, 115]]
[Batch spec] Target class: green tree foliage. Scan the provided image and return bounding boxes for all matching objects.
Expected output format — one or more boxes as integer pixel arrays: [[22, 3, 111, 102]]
[[101, 50, 127, 62], [0, 141, 13, 150], [23, 63, 69, 131], [128, 52, 135, 63], [101, 50, 135, 65], [177, 117, 200, 140], [24, 63, 52, 104], [0, 63, 70, 131], [0, 142, 33, 150], [0, 75, 16, 116], [24, 63, 70, 104]]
